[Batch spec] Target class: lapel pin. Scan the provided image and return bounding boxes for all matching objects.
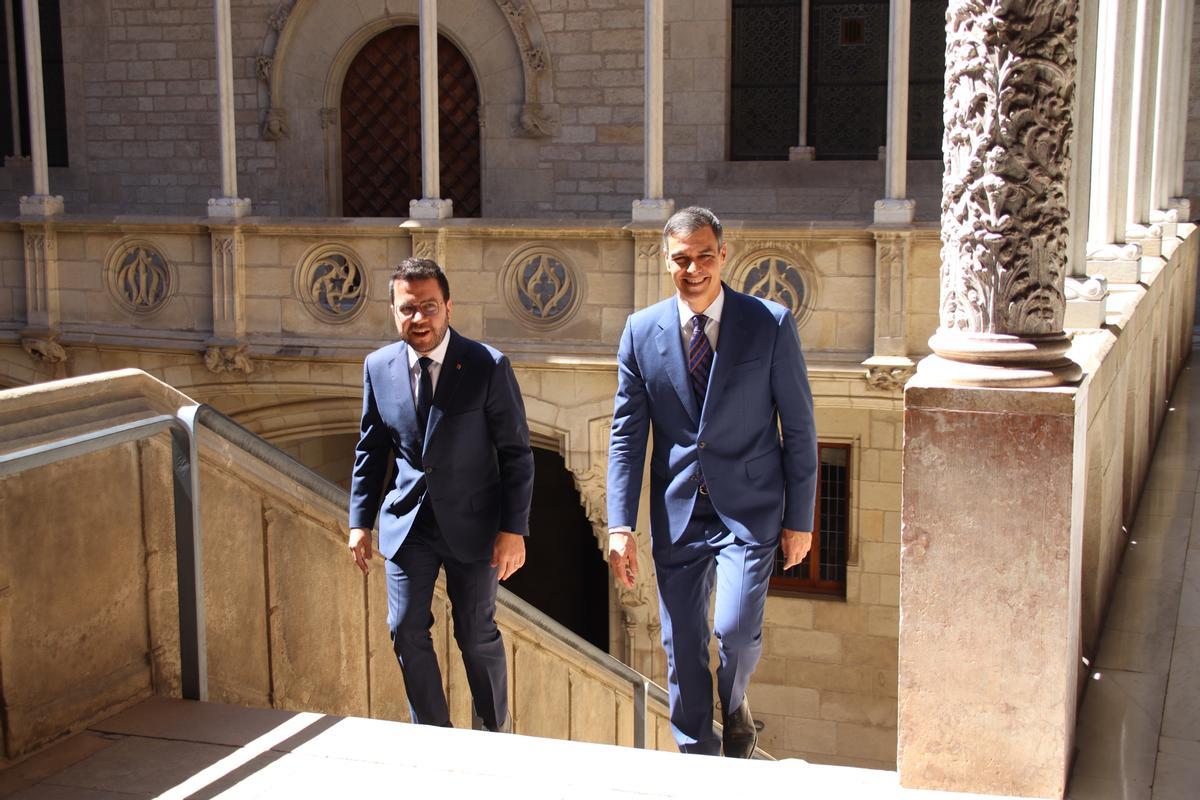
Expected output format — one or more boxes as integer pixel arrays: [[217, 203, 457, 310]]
[[456, 362, 462, 370]]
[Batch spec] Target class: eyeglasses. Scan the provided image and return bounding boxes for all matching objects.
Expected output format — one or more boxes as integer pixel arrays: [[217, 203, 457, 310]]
[[394, 300, 442, 319]]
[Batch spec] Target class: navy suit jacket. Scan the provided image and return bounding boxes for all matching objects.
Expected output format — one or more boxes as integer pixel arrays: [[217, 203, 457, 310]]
[[607, 285, 817, 546], [349, 329, 535, 563]]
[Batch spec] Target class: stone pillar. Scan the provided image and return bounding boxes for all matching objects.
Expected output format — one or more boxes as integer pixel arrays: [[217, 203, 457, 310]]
[[205, 227, 252, 375], [5, 0, 21, 158], [1085, 0, 1142, 283], [631, 0, 674, 223], [919, 1, 1082, 388], [1125, 0, 1163, 255], [410, 0, 452, 220], [901, 7, 1085, 794], [1065, 0, 1108, 327], [789, 0, 815, 161], [207, 0, 250, 218], [863, 229, 915, 389], [1169, 0, 1193, 221], [874, 0, 915, 224], [17, 0, 61, 216]]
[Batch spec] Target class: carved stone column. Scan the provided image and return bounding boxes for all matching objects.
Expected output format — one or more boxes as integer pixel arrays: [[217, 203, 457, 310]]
[[920, 1, 1081, 388], [410, 0, 452, 220], [206, 226, 252, 375], [209, 0, 250, 218], [20, 223, 65, 365], [863, 230, 915, 390], [631, 0, 674, 223], [632, 229, 670, 309]]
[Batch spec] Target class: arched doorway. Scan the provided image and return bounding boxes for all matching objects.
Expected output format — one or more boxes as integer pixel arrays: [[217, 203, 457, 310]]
[[503, 447, 609, 651], [340, 25, 481, 217]]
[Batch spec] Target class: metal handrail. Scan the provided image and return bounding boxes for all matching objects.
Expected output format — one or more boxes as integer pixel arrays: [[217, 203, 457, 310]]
[[0, 402, 770, 757]]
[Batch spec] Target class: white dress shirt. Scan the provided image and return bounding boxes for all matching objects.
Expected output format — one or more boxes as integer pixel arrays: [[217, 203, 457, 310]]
[[407, 332, 451, 406]]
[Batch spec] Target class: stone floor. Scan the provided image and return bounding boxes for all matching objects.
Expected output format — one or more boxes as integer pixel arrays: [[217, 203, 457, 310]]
[[1067, 352, 1200, 800], [3, 358, 1200, 799]]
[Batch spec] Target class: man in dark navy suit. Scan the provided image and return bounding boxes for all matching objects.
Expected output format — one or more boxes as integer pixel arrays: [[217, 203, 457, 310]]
[[348, 257, 534, 732], [607, 207, 817, 757]]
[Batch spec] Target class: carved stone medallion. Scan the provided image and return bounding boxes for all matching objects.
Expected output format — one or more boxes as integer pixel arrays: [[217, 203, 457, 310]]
[[296, 245, 368, 324], [502, 245, 582, 330], [105, 239, 175, 315]]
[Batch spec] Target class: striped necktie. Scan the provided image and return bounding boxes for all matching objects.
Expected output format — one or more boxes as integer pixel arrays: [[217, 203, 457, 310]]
[[688, 314, 712, 406]]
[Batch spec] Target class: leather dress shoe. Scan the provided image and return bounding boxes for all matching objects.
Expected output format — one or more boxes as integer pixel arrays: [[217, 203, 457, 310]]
[[722, 698, 757, 758]]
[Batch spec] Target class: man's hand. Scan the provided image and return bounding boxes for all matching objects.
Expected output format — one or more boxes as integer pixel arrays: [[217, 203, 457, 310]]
[[492, 532, 526, 581], [349, 527, 373, 575], [608, 531, 639, 589], [781, 529, 813, 570]]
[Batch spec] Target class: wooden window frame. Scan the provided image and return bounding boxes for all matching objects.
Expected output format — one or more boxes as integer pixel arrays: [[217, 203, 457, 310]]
[[769, 441, 851, 598]]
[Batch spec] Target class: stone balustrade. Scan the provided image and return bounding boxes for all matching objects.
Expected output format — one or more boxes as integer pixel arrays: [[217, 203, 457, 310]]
[[0, 369, 678, 764]]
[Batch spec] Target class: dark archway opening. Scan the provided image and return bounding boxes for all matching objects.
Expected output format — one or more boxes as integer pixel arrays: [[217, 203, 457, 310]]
[[503, 447, 609, 652]]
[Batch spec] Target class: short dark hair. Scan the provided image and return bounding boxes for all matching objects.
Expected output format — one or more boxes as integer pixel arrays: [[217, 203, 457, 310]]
[[390, 257, 450, 304], [662, 206, 723, 249]]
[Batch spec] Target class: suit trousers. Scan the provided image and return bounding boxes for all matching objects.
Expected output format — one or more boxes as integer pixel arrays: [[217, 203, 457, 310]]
[[384, 503, 507, 730], [653, 493, 776, 755]]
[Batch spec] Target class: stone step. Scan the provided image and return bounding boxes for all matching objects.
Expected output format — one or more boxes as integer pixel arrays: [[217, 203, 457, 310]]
[[0, 697, 1014, 799]]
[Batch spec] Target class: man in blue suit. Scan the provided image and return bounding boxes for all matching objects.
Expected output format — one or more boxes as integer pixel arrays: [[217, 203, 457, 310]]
[[348, 257, 534, 732], [607, 207, 817, 757]]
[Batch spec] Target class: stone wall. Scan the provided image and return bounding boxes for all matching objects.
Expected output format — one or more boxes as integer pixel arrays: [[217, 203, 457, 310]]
[[0, 0, 946, 220]]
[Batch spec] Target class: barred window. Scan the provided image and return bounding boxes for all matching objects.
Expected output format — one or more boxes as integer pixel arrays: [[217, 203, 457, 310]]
[[771, 442, 849, 597]]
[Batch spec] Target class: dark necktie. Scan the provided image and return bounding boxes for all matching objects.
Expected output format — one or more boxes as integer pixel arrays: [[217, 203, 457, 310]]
[[416, 356, 433, 437], [687, 314, 713, 406]]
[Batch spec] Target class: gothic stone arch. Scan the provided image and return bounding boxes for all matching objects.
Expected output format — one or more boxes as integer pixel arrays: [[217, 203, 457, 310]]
[[258, 0, 556, 216]]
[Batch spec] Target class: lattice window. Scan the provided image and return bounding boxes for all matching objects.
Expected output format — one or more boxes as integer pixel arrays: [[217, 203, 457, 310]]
[[730, 0, 802, 160], [340, 25, 480, 217], [771, 442, 850, 597]]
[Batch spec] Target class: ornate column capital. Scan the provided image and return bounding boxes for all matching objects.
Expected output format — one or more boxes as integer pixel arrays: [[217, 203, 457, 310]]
[[921, 0, 1082, 388]]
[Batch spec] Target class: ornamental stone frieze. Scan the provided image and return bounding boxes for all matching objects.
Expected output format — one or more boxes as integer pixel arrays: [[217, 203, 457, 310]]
[[924, 0, 1082, 387], [104, 239, 175, 316], [502, 245, 582, 331], [727, 240, 816, 327], [295, 244, 368, 324], [20, 225, 60, 333]]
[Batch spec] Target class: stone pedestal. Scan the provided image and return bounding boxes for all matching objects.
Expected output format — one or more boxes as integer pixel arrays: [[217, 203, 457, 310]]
[[788, 146, 815, 161], [873, 198, 915, 225], [409, 198, 453, 220], [1086, 242, 1142, 283], [900, 378, 1082, 798], [18, 194, 64, 217], [207, 197, 251, 219], [631, 198, 674, 223]]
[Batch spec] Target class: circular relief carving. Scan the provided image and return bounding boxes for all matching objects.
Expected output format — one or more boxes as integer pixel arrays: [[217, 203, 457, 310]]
[[296, 244, 368, 324], [502, 245, 582, 331], [105, 239, 175, 315], [731, 248, 815, 326]]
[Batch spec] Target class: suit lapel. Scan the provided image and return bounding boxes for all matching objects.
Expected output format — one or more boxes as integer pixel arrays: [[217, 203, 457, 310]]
[[705, 286, 752, 419], [655, 300, 699, 425], [423, 329, 465, 453], [389, 344, 421, 442]]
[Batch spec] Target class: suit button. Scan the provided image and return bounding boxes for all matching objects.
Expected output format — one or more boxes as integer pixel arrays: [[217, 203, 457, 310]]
[[425, 467, 434, 474], [698, 441, 706, 448]]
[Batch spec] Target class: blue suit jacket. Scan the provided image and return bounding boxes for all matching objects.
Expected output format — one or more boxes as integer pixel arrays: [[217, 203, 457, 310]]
[[607, 286, 817, 545], [349, 329, 535, 562]]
